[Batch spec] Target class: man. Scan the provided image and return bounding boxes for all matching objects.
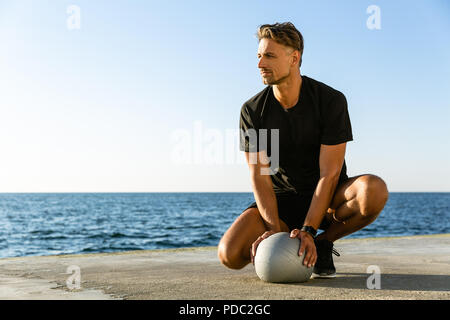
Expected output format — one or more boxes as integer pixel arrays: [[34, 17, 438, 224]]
[[218, 22, 389, 278]]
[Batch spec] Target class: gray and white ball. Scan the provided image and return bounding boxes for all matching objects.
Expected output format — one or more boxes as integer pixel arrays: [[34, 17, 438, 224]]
[[254, 232, 313, 283]]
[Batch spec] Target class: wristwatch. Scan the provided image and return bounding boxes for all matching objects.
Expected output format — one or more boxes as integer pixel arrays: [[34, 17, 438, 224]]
[[300, 225, 317, 238]]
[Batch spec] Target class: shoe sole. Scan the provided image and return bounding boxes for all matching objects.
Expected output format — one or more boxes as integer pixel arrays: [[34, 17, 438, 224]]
[[311, 272, 336, 279]]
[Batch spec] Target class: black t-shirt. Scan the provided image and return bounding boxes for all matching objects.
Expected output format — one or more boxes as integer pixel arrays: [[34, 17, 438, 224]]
[[239, 75, 353, 195]]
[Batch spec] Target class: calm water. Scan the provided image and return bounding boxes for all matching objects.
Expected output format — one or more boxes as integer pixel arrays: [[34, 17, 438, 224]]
[[0, 192, 448, 258]]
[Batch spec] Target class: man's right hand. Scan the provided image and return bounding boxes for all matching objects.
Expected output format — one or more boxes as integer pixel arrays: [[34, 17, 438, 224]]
[[250, 230, 277, 264]]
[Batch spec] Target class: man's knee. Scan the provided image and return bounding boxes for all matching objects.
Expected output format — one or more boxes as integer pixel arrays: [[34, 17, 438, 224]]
[[356, 174, 389, 218], [217, 240, 246, 270], [217, 207, 265, 270]]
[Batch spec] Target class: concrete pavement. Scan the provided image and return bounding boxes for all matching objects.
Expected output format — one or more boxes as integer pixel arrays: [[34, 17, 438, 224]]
[[0, 234, 449, 300]]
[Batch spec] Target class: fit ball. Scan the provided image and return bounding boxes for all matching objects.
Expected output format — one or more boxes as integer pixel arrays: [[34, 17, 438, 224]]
[[254, 232, 313, 283]]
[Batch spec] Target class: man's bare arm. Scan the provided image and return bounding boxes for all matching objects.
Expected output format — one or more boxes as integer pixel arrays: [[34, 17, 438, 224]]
[[245, 150, 280, 232], [290, 142, 347, 267], [303, 142, 347, 229]]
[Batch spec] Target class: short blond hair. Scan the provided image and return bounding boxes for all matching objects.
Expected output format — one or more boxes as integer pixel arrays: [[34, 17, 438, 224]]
[[256, 22, 304, 67]]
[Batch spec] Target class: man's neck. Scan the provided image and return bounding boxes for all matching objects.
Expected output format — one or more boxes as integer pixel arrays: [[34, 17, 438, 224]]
[[273, 73, 302, 110]]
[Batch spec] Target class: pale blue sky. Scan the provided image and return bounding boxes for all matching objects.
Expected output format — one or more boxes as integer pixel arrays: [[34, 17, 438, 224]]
[[0, 0, 449, 192]]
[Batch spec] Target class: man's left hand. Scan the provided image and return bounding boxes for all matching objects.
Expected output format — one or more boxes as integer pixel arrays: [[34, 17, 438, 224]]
[[289, 229, 316, 268]]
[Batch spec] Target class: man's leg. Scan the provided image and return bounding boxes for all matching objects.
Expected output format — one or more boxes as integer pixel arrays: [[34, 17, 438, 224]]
[[218, 207, 290, 270], [316, 174, 389, 242]]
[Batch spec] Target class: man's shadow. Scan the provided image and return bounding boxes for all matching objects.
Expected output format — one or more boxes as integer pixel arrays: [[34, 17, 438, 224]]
[[294, 273, 450, 291]]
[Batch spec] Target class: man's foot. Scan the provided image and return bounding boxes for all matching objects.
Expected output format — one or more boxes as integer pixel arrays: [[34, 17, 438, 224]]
[[311, 239, 340, 279]]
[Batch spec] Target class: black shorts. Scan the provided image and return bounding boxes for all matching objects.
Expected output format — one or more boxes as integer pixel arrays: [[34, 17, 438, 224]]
[[242, 192, 332, 231]]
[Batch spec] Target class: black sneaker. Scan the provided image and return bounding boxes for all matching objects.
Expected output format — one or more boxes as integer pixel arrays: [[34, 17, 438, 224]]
[[311, 239, 340, 279]]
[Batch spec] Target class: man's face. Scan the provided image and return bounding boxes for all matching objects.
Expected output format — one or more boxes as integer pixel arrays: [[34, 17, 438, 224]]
[[257, 38, 297, 85]]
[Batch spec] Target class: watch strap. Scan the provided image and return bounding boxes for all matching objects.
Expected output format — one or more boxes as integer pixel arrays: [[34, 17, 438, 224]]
[[300, 225, 317, 238]]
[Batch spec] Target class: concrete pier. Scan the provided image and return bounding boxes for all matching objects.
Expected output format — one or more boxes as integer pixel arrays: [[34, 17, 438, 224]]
[[0, 234, 449, 300]]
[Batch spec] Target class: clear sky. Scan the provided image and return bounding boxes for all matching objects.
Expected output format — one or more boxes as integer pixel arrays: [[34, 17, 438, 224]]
[[0, 0, 449, 192]]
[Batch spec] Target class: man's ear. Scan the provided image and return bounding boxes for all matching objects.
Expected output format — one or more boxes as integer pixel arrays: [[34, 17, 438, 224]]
[[290, 50, 301, 67]]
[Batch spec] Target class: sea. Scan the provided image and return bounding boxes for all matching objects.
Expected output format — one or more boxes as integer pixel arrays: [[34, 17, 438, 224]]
[[0, 192, 448, 258]]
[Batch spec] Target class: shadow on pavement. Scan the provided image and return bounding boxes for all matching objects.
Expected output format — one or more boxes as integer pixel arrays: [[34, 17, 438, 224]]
[[289, 273, 450, 292]]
